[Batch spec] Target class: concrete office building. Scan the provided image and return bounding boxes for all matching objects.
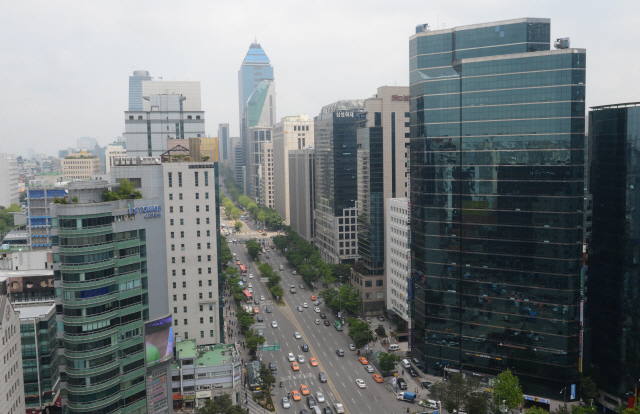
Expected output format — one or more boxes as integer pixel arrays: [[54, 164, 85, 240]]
[[171, 340, 242, 409], [273, 115, 314, 224], [385, 198, 411, 324], [288, 147, 316, 244], [124, 94, 205, 158], [17, 302, 60, 411], [238, 43, 274, 169], [26, 184, 67, 251], [258, 140, 274, 208], [111, 158, 223, 346], [52, 180, 173, 413], [246, 127, 273, 201], [141, 81, 201, 112], [104, 143, 127, 174], [314, 100, 365, 264], [218, 124, 229, 162], [0, 277, 26, 414], [129, 70, 153, 111], [0, 153, 20, 208], [409, 19, 585, 400], [587, 102, 640, 407], [61, 152, 101, 181], [353, 86, 410, 312]]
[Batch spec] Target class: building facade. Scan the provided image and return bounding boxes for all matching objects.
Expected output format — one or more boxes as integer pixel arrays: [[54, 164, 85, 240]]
[[246, 127, 272, 201], [587, 102, 640, 407], [409, 19, 586, 399], [353, 87, 410, 312], [218, 124, 229, 162], [141, 81, 201, 112], [52, 180, 172, 413], [0, 277, 26, 414], [386, 198, 411, 324], [232, 141, 244, 191], [273, 115, 314, 224], [128, 70, 152, 111], [258, 140, 274, 209], [314, 100, 365, 264], [189, 137, 218, 162], [61, 153, 101, 181], [238, 43, 274, 169], [26, 184, 67, 251], [288, 147, 316, 244], [0, 153, 20, 208], [105, 144, 127, 175]]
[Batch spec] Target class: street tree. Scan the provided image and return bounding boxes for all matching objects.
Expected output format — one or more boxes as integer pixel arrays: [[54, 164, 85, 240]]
[[245, 239, 261, 259], [346, 317, 373, 348], [238, 195, 251, 207], [442, 373, 475, 414], [245, 330, 266, 355], [247, 202, 258, 215], [234, 221, 243, 232], [467, 394, 489, 414], [259, 362, 276, 398], [493, 369, 524, 411], [527, 407, 549, 414], [378, 352, 401, 374], [197, 393, 245, 414], [270, 285, 284, 299], [230, 207, 242, 221], [220, 236, 233, 265], [580, 375, 598, 403], [236, 308, 255, 333]]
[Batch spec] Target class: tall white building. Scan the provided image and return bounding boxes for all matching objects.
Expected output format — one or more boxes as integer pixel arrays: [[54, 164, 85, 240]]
[[104, 143, 127, 174], [124, 94, 205, 158], [272, 115, 314, 224], [258, 140, 274, 209], [112, 158, 222, 345], [0, 277, 26, 414], [0, 153, 19, 208], [141, 81, 201, 111], [385, 198, 410, 324]]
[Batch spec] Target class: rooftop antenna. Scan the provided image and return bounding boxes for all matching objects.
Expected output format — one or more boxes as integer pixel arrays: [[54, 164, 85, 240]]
[[254, 35, 257, 43]]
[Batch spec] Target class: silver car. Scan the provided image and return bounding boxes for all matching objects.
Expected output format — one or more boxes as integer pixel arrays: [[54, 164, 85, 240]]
[[316, 392, 325, 403], [297, 354, 305, 363], [364, 364, 374, 373], [281, 397, 291, 409]]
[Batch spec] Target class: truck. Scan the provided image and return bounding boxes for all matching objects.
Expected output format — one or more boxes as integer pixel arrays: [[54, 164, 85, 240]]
[[290, 285, 296, 294], [279, 265, 284, 271], [397, 392, 416, 403]]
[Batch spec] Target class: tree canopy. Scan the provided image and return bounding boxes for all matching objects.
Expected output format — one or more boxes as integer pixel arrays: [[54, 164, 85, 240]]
[[246, 239, 261, 259], [378, 352, 401, 374], [102, 178, 142, 201], [493, 369, 523, 410], [197, 393, 245, 414], [219, 236, 233, 265]]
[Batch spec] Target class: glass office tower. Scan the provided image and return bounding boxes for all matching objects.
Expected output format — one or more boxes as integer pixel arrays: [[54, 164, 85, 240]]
[[409, 19, 586, 398], [587, 103, 640, 402], [128, 70, 152, 111]]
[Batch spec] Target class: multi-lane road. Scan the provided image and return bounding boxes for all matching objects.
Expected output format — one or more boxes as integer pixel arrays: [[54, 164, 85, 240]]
[[223, 219, 424, 414]]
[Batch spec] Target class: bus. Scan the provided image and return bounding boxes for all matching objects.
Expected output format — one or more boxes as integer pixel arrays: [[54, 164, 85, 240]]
[[239, 265, 247, 274], [242, 289, 253, 303]]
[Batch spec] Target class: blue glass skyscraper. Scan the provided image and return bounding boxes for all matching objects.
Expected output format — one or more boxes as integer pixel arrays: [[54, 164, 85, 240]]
[[128, 70, 152, 111], [409, 18, 586, 399], [238, 43, 274, 175]]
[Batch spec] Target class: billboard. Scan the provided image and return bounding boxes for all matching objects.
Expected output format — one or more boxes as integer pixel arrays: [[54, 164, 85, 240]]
[[145, 315, 173, 368]]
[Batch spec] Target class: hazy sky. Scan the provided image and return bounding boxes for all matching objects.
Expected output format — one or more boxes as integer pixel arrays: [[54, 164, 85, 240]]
[[2, 1, 639, 157]]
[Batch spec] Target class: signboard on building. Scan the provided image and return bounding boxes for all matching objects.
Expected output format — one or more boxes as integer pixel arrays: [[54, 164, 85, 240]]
[[146, 367, 169, 414]]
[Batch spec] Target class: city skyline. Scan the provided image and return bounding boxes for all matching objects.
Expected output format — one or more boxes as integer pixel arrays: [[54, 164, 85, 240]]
[[2, 1, 639, 156]]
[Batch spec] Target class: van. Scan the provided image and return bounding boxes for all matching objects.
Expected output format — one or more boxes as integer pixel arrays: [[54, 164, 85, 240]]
[[279, 265, 284, 271], [312, 406, 322, 414], [401, 359, 411, 369], [388, 344, 400, 351]]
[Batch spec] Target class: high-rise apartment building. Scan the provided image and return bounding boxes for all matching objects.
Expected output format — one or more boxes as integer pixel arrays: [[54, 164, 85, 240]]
[[353, 86, 410, 312], [218, 123, 229, 162], [61, 152, 101, 180], [587, 103, 640, 407], [0, 153, 20, 208], [129, 70, 152, 111], [288, 147, 316, 244], [124, 94, 205, 158], [52, 180, 173, 413], [238, 43, 274, 169], [409, 19, 586, 399], [273, 115, 314, 224], [112, 158, 223, 345], [258, 140, 274, 209], [386, 198, 411, 324], [314, 100, 365, 264], [0, 277, 26, 414]]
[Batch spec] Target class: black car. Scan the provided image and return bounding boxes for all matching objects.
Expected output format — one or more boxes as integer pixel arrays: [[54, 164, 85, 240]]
[[421, 381, 432, 389], [409, 368, 418, 377], [256, 315, 264, 322], [320, 313, 326, 319], [318, 372, 328, 383], [269, 362, 277, 371], [397, 377, 407, 390], [300, 410, 308, 414], [307, 396, 316, 408], [323, 407, 333, 414], [302, 343, 309, 352], [266, 307, 272, 313], [254, 299, 260, 305], [324, 320, 330, 326]]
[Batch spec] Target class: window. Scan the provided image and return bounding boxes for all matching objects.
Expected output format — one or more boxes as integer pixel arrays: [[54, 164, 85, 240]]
[[208, 268, 212, 274], [376, 292, 384, 299], [199, 281, 202, 287], [205, 192, 209, 199], [198, 268, 202, 274], [178, 172, 182, 187], [199, 305, 203, 311], [173, 295, 177, 301], [172, 257, 175, 264], [180, 218, 184, 225], [204, 172, 208, 186], [195, 193, 199, 199], [206, 218, 210, 224], [180, 231, 184, 238], [182, 269, 186, 276], [195, 172, 199, 187], [179, 193, 183, 200], [184, 319, 188, 325], [183, 294, 187, 300], [171, 244, 175, 251], [174, 307, 178, 313], [200, 318, 203, 324], [196, 206, 200, 212], [197, 243, 201, 250], [376, 280, 383, 287], [170, 219, 174, 226], [210, 317, 213, 323], [169, 194, 173, 200], [184, 332, 188, 339], [207, 255, 211, 262], [209, 292, 212, 298], [181, 244, 185, 251], [199, 293, 203, 299], [182, 282, 186, 288], [198, 256, 202, 262], [365, 281, 372, 288], [172, 270, 176, 276], [174, 319, 178, 325], [205, 205, 209, 212], [207, 242, 211, 249], [173, 282, 177, 288], [180, 207, 184, 213], [171, 232, 174, 238], [365, 293, 372, 299], [183, 306, 187, 312], [201, 331, 204, 338], [196, 218, 200, 225], [207, 230, 210, 236], [168, 173, 172, 187], [210, 330, 214, 337], [170, 207, 174, 213], [182, 257, 186, 263]]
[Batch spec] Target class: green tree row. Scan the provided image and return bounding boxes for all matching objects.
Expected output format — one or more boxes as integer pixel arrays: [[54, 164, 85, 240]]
[[0, 204, 21, 237]]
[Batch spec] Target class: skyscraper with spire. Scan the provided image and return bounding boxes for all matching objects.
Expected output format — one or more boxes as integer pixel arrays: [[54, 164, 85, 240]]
[[238, 42, 274, 188]]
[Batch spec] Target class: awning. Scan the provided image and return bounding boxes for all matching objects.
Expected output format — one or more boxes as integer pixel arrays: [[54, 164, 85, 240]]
[[173, 393, 183, 400], [386, 309, 398, 317]]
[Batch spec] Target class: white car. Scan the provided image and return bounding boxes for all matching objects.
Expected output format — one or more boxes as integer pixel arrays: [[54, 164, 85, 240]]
[[281, 397, 291, 409], [316, 392, 325, 403], [334, 403, 345, 414], [248, 283, 253, 288], [364, 364, 374, 373], [314, 307, 321, 313], [260, 295, 265, 301], [297, 306, 304, 312], [287, 352, 295, 362], [271, 321, 278, 328], [355, 379, 366, 389], [297, 355, 305, 363], [249, 274, 253, 279], [248, 288, 253, 293], [303, 303, 308, 308], [294, 332, 302, 339]]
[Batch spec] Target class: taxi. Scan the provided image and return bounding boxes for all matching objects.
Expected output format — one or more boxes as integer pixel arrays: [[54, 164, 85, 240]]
[[310, 295, 316, 301], [254, 307, 259, 314], [373, 373, 383, 383], [358, 357, 369, 365], [300, 384, 310, 395], [309, 357, 318, 367], [291, 390, 301, 401], [291, 362, 300, 371]]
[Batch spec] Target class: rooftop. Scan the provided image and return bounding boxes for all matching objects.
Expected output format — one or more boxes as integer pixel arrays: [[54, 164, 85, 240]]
[[173, 340, 237, 369], [16, 303, 55, 319], [591, 102, 640, 110], [0, 269, 54, 277]]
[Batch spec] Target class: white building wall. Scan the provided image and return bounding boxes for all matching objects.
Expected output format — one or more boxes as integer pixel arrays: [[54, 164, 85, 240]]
[[0, 281, 26, 414], [386, 198, 410, 324], [141, 81, 201, 111], [104, 145, 127, 174], [272, 116, 314, 224], [0, 154, 19, 208]]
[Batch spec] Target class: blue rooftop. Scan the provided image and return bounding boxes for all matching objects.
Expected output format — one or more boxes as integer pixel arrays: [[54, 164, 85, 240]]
[[243, 43, 270, 63]]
